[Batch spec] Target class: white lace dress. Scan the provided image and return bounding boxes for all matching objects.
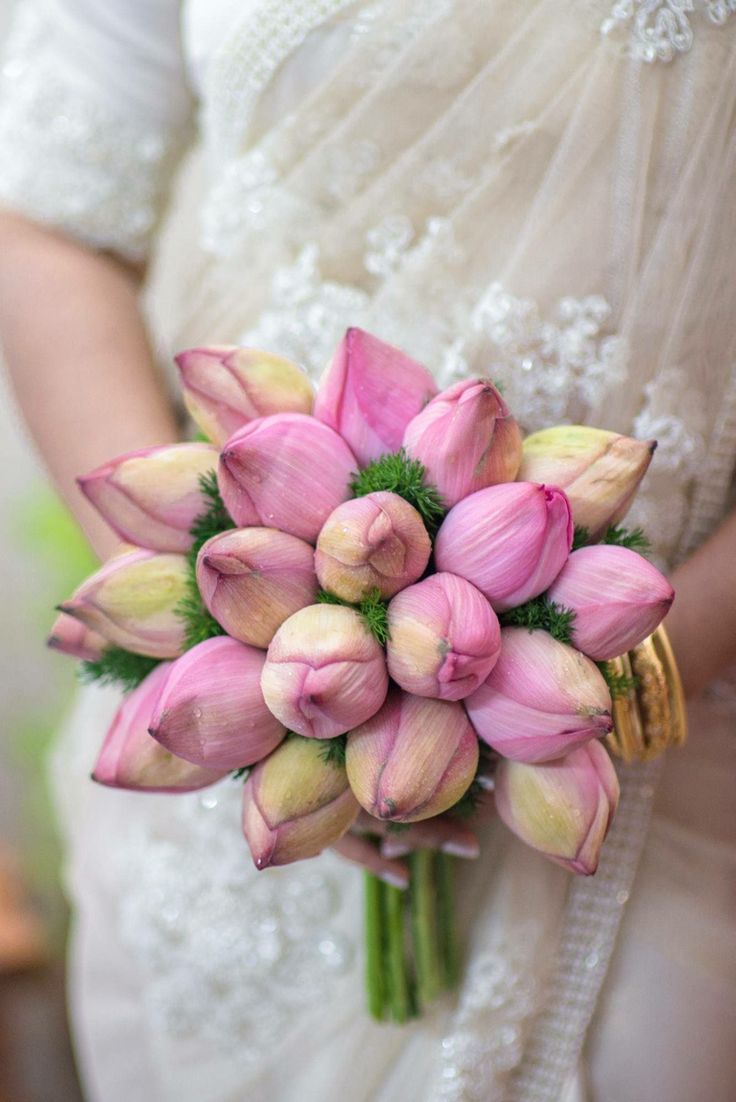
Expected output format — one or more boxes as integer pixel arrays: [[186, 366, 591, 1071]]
[[1, 2, 735, 1100]]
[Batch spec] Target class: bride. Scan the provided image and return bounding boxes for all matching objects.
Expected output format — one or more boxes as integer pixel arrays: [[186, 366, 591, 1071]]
[[0, 1, 734, 1099]]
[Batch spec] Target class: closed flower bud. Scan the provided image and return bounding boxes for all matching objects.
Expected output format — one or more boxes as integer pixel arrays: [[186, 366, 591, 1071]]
[[47, 611, 106, 661], [547, 545, 674, 660], [466, 628, 612, 762], [519, 425, 655, 540], [92, 663, 228, 792], [315, 491, 431, 602], [218, 413, 358, 541], [242, 735, 360, 868], [495, 741, 620, 875], [78, 443, 219, 553], [261, 604, 388, 739], [386, 572, 501, 700], [175, 345, 314, 446], [403, 378, 522, 507], [197, 527, 318, 649], [58, 549, 189, 658], [345, 689, 478, 822], [149, 637, 285, 770], [434, 482, 573, 612], [313, 328, 437, 465]]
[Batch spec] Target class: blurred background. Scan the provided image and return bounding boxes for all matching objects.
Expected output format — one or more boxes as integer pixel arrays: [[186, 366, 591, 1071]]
[[0, 2, 88, 1096]]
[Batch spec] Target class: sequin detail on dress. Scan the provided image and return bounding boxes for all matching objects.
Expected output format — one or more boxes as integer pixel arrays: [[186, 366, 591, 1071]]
[[601, 0, 736, 62]]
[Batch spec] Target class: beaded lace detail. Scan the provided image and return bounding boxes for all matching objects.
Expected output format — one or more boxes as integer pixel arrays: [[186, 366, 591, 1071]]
[[601, 0, 736, 61], [0, 4, 189, 262], [114, 781, 355, 1056], [430, 929, 542, 1101]]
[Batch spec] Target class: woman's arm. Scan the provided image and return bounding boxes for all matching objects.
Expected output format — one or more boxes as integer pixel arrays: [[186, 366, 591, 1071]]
[[665, 507, 736, 699], [0, 212, 179, 559]]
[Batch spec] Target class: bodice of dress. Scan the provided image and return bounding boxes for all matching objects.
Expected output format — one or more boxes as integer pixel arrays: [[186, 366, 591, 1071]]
[[2, 5, 736, 1101]]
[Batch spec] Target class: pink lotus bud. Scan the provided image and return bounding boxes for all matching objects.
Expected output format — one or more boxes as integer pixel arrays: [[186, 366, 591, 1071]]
[[386, 573, 501, 700], [547, 545, 674, 661], [242, 735, 360, 868], [149, 637, 285, 770], [92, 663, 228, 792], [218, 414, 358, 541], [47, 611, 106, 661], [58, 549, 189, 658], [403, 379, 522, 507], [197, 527, 318, 649], [466, 628, 613, 762], [78, 444, 219, 553], [261, 604, 388, 739], [313, 328, 438, 465], [519, 426, 656, 540], [495, 741, 620, 875], [175, 346, 314, 446], [315, 491, 431, 603], [434, 482, 573, 612], [345, 689, 478, 822]]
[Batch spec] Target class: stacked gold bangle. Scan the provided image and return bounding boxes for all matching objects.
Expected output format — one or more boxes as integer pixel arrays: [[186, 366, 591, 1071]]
[[605, 625, 688, 763]]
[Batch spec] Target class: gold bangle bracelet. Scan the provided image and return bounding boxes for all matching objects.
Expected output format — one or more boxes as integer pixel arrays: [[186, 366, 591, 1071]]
[[606, 624, 688, 763]]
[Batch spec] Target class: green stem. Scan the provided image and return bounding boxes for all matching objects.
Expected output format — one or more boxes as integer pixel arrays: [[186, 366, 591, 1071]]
[[383, 882, 412, 1023], [435, 852, 459, 990], [364, 872, 386, 1020], [410, 849, 441, 1011]]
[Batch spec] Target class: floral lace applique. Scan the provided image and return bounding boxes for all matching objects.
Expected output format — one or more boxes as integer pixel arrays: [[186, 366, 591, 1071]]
[[430, 931, 541, 1102], [601, 0, 736, 62], [441, 283, 630, 432], [115, 781, 354, 1055], [239, 244, 371, 375]]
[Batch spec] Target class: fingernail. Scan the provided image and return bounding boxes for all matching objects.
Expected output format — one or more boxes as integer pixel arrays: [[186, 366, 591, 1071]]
[[381, 840, 411, 859], [379, 871, 409, 890], [441, 840, 480, 859]]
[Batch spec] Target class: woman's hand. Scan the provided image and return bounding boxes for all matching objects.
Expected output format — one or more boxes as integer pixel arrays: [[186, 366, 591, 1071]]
[[0, 212, 180, 560], [665, 507, 736, 698], [332, 794, 494, 889]]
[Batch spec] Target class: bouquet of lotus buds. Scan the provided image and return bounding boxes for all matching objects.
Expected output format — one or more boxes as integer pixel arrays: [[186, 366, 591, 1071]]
[[51, 328, 684, 1022]]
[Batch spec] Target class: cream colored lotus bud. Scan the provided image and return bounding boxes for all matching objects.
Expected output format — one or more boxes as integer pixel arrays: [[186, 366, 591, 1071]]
[[59, 549, 189, 658], [261, 604, 389, 739], [242, 736, 360, 867], [315, 491, 431, 603], [175, 346, 314, 445], [519, 426, 655, 540], [346, 689, 479, 822]]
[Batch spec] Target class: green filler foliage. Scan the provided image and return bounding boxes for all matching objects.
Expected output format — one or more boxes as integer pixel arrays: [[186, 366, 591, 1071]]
[[80, 647, 159, 693], [350, 449, 445, 534], [316, 588, 390, 646], [500, 595, 576, 646]]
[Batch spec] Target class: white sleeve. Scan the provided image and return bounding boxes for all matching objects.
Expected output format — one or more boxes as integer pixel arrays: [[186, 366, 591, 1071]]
[[0, 0, 193, 262]]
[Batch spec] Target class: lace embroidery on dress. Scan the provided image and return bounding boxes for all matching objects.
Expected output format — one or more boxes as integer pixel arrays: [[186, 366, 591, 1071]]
[[113, 781, 355, 1056], [438, 284, 630, 431], [239, 244, 372, 372], [0, 3, 187, 262], [430, 928, 541, 1102], [600, 0, 736, 62]]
